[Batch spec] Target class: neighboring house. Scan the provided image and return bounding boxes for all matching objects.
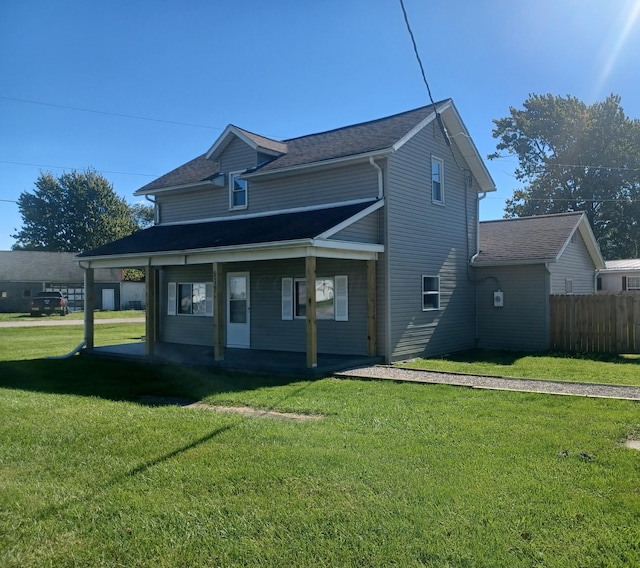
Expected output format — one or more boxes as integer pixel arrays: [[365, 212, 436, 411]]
[[472, 212, 605, 351], [78, 100, 496, 369], [597, 259, 640, 292], [0, 251, 123, 312]]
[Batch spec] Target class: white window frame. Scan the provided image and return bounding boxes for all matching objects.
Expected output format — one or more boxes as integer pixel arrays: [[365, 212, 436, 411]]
[[168, 282, 213, 317], [229, 171, 248, 210], [431, 156, 444, 205], [628, 276, 640, 290], [282, 275, 348, 321], [422, 275, 440, 311]]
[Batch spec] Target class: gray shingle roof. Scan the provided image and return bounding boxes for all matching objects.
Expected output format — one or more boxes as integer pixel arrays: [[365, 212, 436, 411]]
[[78, 201, 375, 259], [137, 154, 220, 194], [135, 102, 449, 193], [475, 212, 585, 265]]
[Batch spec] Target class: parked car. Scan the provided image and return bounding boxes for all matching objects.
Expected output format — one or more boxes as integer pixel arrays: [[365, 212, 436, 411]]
[[30, 291, 69, 316]]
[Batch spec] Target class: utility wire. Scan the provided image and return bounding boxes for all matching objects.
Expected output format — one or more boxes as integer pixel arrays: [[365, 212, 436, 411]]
[[0, 95, 224, 131], [398, 0, 436, 107], [0, 160, 158, 177]]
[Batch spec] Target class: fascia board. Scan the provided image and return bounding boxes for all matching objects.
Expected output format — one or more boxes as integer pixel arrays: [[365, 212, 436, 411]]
[[577, 217, 606, 269], [79, 238, 383, 268], [134, 180, 216, 196], [316, 199, 384, 239], [205, 125, 254, 160], [242, 149, 393, 180], [391, 104, 443, 152], [472, 258, 557, 267]]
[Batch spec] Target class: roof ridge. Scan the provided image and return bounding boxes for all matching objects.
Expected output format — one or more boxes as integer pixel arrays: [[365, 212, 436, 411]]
[[282, 100, 450, 142], [480, 211, 584, 224]]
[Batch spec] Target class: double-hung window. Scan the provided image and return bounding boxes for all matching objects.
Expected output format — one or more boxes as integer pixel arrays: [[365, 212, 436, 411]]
[[229, 172, 247, 210], [628, 276, 640, 290], [431, 156, 444, 204], [167, 282, 213, 316], [282, 276, 348, 321], [422, 275, 440, 310]]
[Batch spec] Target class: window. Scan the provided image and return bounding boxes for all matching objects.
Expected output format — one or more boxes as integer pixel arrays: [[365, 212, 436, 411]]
[[422, 275, 440, 310], [431, 156, 444, 204], [167, 282, 213, 316], [628, 276, 640, 290], [282, 276, 348, 321], [565, 278, 573, 294], [229, 172, 247, 209]]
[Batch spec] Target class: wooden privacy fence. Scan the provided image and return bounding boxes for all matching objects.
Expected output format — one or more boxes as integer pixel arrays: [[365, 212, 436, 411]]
[[550, 293, 640, 353]]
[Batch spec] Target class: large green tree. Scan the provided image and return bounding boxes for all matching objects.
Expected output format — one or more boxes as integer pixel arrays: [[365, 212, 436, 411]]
[[12, 169, 153, 252], [490, 94, 640, 259]]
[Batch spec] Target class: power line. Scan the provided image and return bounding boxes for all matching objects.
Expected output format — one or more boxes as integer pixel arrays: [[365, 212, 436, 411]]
[[0, 95, 224, 131], [0, 160, 158, 177], [398, 0, 436, 106]]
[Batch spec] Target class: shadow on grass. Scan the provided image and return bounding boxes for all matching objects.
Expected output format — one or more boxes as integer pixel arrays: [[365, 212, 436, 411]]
[[0, 357, 312, 403], [435, 348, 640, 366]]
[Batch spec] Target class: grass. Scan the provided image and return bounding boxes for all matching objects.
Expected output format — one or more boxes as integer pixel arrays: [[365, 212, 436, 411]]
[[401, 349, 640, 387], [1, 323, 640, 566], [0, 309, 144, 322]]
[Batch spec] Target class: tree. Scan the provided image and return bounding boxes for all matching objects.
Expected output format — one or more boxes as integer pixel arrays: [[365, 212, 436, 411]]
[[490, 94, 640, 259], [12, 169, 154, 253]]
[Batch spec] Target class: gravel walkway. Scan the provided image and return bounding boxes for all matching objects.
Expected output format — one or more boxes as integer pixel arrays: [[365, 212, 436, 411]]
[[336, 365, 640, 401]]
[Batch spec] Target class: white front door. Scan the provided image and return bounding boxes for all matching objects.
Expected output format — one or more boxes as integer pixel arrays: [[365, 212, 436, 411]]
[[102, 288, 115, 311], [226, 272, 250, 348]]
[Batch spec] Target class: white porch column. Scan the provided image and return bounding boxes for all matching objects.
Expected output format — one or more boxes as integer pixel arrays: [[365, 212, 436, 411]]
[[367, 259, 377, 357], [306, 255, 317, 368]]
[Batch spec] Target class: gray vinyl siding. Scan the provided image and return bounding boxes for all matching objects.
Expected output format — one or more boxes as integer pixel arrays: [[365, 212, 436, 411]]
[[157, 187, 224, 224], [475, 264, 550, 351], [159, 265, 214, 346], [246, 258, 369, 355], [329, 210, 381, 244], [219, 137, 260, 172], [156, 156, 379, 224], [549, 233, 596, 294], [157, 259, 369, 355], [248, 162, 379, 213], [384, 123, 478, 361]]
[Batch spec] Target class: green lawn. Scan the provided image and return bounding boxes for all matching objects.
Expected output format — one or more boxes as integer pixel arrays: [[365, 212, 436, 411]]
[[0, 309, 144, 322], [1, 325, 640, 566], [401, 349, 640, 387]]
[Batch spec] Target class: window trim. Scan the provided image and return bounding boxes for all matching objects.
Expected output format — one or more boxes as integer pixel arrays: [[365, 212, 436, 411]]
[[229, 171, 248, 210], [431, 156, 445, 205], [282, 275, 348, 321], [422, 275, 440, 311], [627, 276, 640, 290], [168, 281, 213, 317]]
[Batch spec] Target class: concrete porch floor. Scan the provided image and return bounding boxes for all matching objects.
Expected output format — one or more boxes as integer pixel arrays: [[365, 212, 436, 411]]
[[81, 341, 382, 376]]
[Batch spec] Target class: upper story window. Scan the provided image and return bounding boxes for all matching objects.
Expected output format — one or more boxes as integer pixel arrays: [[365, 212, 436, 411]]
[[229, 172, 247, 210], [431, 156, 444, 204]]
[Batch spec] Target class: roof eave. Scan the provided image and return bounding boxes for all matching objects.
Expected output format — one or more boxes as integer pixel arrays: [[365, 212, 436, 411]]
[[134, 180, 216, 196], [243, 148, 394, 180]]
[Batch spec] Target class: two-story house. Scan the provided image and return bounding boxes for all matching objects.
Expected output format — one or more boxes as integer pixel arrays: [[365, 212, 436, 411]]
[[77, 99, 496, 371]]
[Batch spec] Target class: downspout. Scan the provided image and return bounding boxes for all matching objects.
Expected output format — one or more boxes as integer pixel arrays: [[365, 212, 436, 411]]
[[369, 157, 384, 199], [145, 194, 159, 224], [472, 192, 487, 347]]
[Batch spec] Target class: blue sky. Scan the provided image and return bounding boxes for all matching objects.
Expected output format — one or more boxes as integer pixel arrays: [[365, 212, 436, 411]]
[[1, 0, 639, 251]]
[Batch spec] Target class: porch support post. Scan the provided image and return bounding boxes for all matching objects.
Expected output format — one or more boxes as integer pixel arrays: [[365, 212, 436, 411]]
[[367, 259, 377, 356], [145, 265, 157, 356], [83, 267, 94, 349], [213, 262, 224, 361], [306, 255, 317, 368]]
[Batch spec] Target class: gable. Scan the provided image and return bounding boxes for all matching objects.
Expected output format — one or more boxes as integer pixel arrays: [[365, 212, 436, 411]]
[[475, 213, 604, 268]]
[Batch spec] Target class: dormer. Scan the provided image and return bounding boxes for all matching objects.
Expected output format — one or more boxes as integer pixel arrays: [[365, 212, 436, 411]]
[[206, 125, 288, 173]]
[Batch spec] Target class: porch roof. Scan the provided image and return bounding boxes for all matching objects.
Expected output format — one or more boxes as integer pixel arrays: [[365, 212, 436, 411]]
[[77, 200, 382, 266]]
